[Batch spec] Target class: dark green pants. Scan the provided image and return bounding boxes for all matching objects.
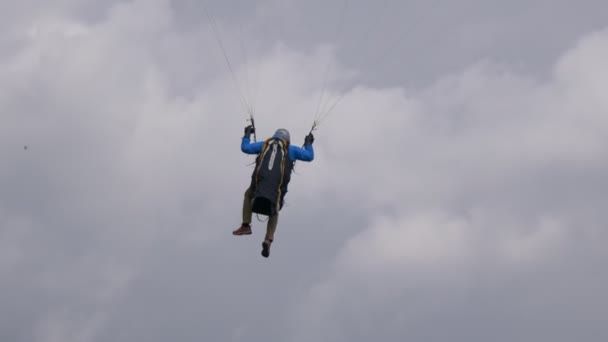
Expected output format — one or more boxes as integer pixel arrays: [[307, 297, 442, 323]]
[[242, 187, 279, 241]]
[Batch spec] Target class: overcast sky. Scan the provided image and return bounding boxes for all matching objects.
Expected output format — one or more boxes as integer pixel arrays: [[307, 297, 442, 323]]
[[2, 1, 608, 341]]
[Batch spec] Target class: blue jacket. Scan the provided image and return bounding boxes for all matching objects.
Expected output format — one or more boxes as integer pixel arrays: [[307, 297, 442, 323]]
[[241, 136, 314, 162]]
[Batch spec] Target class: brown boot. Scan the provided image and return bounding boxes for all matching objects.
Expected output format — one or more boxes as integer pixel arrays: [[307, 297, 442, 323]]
[[232, 224, 252, 235]]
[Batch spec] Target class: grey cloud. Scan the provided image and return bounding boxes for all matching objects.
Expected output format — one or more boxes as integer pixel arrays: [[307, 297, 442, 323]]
[[2, 1, 608, 342], [192, 0, 608, 87], [288, 27, 608, 342]]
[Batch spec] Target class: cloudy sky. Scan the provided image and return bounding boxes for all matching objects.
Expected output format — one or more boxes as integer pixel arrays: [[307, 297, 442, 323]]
[[2, 1, 608, 341]]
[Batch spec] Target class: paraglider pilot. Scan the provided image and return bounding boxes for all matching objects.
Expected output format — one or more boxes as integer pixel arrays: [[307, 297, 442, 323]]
[[233, 125, 314, 258]]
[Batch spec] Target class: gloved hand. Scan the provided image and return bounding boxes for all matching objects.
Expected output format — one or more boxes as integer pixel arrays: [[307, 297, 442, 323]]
[[244, 125, 255, 138], [304, 133, 314, 145]]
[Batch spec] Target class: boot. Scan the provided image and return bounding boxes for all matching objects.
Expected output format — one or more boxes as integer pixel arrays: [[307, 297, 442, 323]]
[[261, 239, 272, 258], [232, 224, 252, 236]]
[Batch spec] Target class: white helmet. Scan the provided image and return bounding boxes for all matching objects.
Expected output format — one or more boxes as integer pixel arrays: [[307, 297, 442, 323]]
[[274, 128, 290, 142]]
